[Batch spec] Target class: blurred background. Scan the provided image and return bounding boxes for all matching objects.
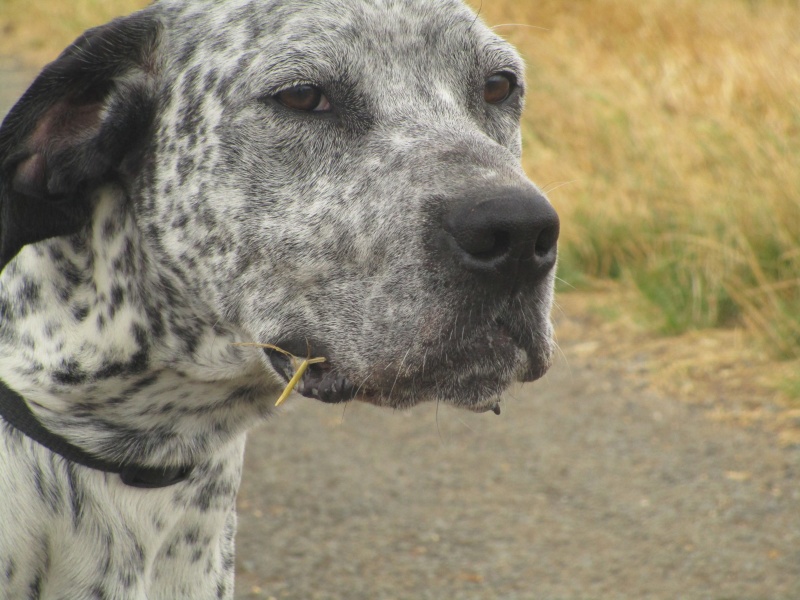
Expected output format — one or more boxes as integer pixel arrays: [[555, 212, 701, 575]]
[[481, 0, 800, 400], [1, 1, 799, 598]]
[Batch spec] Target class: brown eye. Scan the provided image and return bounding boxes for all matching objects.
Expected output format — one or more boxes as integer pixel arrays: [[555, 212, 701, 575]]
[[484, 73, 516, 105], [274, 84, 331, 112]]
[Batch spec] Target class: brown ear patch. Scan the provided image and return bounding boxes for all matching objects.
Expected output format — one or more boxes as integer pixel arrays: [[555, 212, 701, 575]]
[[11, 154, 46, 198], [11, 97, 107, 199]]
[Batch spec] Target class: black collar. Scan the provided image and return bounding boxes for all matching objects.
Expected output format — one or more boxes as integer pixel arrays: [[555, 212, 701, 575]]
[[0, 378, 193, 488]]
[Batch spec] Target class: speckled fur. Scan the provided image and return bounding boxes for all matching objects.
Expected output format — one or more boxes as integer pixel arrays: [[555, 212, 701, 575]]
[[0, 0, 557, 597]]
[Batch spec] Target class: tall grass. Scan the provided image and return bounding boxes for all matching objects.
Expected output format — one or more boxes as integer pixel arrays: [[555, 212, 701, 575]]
[[472, 0, 800, 358], [2, 0, 799, 357], [0, 0, 148, 63]]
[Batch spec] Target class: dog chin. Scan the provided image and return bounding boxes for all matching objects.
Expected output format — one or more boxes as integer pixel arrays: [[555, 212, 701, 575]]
[[358, 345, 544, 412], [261, 326, 552, 411]]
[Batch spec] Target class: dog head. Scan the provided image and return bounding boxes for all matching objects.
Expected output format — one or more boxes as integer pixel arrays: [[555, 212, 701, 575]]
[[0, 0, 558, 419]]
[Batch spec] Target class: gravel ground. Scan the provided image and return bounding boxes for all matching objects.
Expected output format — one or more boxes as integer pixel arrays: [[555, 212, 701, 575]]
[[2, 67, 798, 600], [234, 337, 800, 600]]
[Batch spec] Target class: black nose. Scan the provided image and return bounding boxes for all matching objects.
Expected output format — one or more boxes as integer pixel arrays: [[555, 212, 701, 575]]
[[442, 187, 560, 284]]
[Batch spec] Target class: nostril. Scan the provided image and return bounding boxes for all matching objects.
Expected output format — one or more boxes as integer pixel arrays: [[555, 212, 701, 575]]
[[467, 230, 511, 261], [533, 224, 559, 260]]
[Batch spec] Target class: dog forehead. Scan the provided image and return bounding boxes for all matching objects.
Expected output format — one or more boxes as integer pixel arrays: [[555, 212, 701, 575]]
[[157, 0, 518, 85], [160, 0, 476, 32]]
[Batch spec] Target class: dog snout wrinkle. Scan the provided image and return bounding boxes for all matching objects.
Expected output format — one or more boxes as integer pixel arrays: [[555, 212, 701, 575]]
[[442, 188, 560, 284]]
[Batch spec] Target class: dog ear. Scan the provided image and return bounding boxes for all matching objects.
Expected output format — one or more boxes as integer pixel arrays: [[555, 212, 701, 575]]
[[0, 11, 161, 271]]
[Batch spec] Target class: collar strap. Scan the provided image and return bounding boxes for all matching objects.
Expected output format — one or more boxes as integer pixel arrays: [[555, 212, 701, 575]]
[[0, 379, 193, 488]]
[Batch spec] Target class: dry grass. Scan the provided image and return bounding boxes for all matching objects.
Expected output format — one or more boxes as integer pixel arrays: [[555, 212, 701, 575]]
[[469, 0, 800, 363], [2, 0, 798, 390], [556, 289, 800, 446], [0, 0, 149, 64]]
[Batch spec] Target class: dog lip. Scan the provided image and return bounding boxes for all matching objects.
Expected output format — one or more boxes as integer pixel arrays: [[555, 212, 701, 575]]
[[470, 400, 502, 415], [263, 347, 357, 404], [494, 319, 551, 384]]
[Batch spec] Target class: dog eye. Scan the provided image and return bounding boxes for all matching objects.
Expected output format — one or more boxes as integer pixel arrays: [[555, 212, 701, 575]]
[[484, 73, 516, 105], [274, 84, 331, 112]]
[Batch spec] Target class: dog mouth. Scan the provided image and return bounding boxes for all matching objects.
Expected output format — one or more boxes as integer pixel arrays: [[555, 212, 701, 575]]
[[266, 341, 504, 415], [264, 346, 360, 404], [263, 328, 526, 415]]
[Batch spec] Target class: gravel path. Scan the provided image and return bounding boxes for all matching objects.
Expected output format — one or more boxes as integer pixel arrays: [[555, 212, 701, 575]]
[[234, 330, 799, 600], [2, 67, 798, 600]]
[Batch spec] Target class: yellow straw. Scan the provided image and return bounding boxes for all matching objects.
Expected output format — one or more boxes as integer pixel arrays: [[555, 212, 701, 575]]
[[231, 342, 326, 406]]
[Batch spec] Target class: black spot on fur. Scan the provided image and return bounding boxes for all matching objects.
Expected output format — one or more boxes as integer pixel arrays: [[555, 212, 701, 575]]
[[101, 217, 120, 241], [100, 533, 114, 577], [19, 277, 41, 307], [128, 373, 159, 394], [184, 527, 200, 545], [42, 321, 61, 340], [192, 476, 236, 513], [0, 297, 10, 322], [28, 573, 42, 600], [91, 585, 109, 600], [172, 213, 189, 229], [119, 542, 145, 588], [60, 257, 86, 288], [72, 303, 90, 322], [177, 156, 196, 185], [109, 284, 125, 314], [224, 385, 261, 406], [27, 535, 50, 599], [216, 580, 227, 599], [65, 463, 84, 529], [34, 456, 65, 515], [181, 65, 202, 98], [143, 297, 166, 339], [165, 542, 177, 559], [95, 362, 125, 381], [177, 101, 203, 139], [152, 517, 165, 532], [215, 74, 236, 101], [90, 322, 149, 378], [175, 38, 198, 67], [53, 360, 87, 385], [203, 69, 219, 94], [111, 237, 137, 277]]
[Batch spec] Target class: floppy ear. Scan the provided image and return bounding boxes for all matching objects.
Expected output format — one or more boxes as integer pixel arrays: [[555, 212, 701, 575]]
[[0, 11, 161, 271]]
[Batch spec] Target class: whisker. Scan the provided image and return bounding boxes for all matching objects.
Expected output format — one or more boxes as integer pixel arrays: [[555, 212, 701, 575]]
[[469, 0, 484, 33], [387, 344, 414, 404], [352, 372, 375, 402], [541, 180, 577, 195], [454, 414, 478, 434], [435, 397, 442, 443], [554, 276, 576, 290], [491, 23, 550, 32]]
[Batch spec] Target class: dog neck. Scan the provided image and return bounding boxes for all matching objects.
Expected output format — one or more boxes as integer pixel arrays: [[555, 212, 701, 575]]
[[0, 186, 278, 468], [0, 377, 194, 487]]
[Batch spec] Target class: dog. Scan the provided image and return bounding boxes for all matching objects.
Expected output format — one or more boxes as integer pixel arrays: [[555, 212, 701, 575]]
[[0, 0, 559, 597]]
